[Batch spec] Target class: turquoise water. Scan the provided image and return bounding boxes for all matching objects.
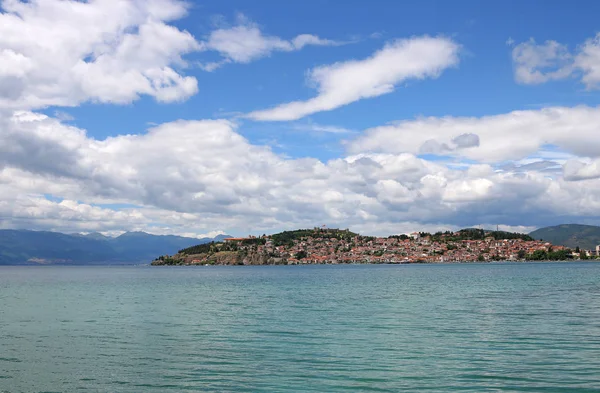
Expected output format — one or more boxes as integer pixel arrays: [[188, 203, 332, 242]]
[[1, 263, 600, 392]]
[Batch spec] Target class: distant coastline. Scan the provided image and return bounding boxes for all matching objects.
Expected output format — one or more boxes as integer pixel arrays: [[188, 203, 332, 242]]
[[152, 228, 600, 266], [150, 259, 598, 267]]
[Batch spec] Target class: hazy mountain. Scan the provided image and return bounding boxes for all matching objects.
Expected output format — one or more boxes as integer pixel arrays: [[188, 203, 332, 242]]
[[108, 231, 225, 261], [529, 224, 600, 250], [0, 230, 231, 265]]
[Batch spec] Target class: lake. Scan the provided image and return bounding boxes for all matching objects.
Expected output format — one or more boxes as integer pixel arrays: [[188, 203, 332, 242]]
[[1, 262, 600, 392]]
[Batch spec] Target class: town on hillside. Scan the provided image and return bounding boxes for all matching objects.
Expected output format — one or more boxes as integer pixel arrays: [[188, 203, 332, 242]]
[[152, 228, 600, 266]]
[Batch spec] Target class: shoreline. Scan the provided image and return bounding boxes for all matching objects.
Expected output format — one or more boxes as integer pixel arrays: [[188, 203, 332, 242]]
[[150, 259, 598, 267]]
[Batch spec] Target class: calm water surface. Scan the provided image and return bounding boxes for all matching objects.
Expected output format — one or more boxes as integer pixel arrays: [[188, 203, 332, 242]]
[[1, 263, 600, 392]]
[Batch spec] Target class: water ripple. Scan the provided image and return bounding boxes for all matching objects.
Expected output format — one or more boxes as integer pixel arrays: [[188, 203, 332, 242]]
[[1, 263, 600, 392]]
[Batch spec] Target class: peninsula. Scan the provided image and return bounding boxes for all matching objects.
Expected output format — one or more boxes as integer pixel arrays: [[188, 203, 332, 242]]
[[151, 227, 594, 266]]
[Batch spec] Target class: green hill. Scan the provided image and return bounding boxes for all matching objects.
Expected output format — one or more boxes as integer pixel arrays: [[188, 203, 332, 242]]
[[529, 224, 600, 250]]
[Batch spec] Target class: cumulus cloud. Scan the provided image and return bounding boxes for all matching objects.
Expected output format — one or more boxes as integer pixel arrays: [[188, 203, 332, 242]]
[[0, 1, 352, 106], [199, 17, 342, 71], [247, 36, 460, 121], [575, 33, 600, 89], [0, 182, 229, 238], [512, 39, 573, 84], [348, 106, 600, 163], [563, 159, 600, 181], [1, 111, 600, 236], [512, 33, 600, 89], [0, 0, 201, 109]]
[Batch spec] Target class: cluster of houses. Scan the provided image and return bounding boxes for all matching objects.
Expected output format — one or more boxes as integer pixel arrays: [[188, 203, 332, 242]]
[[222, 230, 597, 264]]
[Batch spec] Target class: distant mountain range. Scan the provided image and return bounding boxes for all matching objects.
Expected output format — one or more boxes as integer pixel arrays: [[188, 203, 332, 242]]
[[0, 230, 231, 265], [529, 224, 600, 250]]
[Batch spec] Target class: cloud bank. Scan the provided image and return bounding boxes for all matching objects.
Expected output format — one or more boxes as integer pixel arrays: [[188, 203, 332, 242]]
[[347, 106, 600, 162], [2, 109, 600, 236]]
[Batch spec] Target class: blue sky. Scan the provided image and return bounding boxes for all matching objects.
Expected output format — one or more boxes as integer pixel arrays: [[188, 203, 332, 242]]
[[2, 0, 600, 237]]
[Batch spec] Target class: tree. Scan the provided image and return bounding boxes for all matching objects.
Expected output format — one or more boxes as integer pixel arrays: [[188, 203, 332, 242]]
[[527, 249, 547, 261], [548, 249, 570, 261]]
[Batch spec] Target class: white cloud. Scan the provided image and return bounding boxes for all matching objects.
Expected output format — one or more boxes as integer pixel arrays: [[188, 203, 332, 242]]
[[199, 18, 342, 70], [292, 122, 355, 134], [246, 36, 460, 121], [512, 33, 600, 89], [442, 178, 495, 203], [0, 0, 201, 109], [348, 106, 600, 163], [575, 33, 600, 90], [0, 2, 352, 107], [292, 34, 339, 49], [2, 110, 600, 236], [0, 187, 231, 237], [563, 159, 600, 181], [512, 39, 573, 84]]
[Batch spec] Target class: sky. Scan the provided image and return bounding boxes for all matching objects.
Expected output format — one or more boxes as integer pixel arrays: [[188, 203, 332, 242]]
[[1, 0, 600, 238]]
